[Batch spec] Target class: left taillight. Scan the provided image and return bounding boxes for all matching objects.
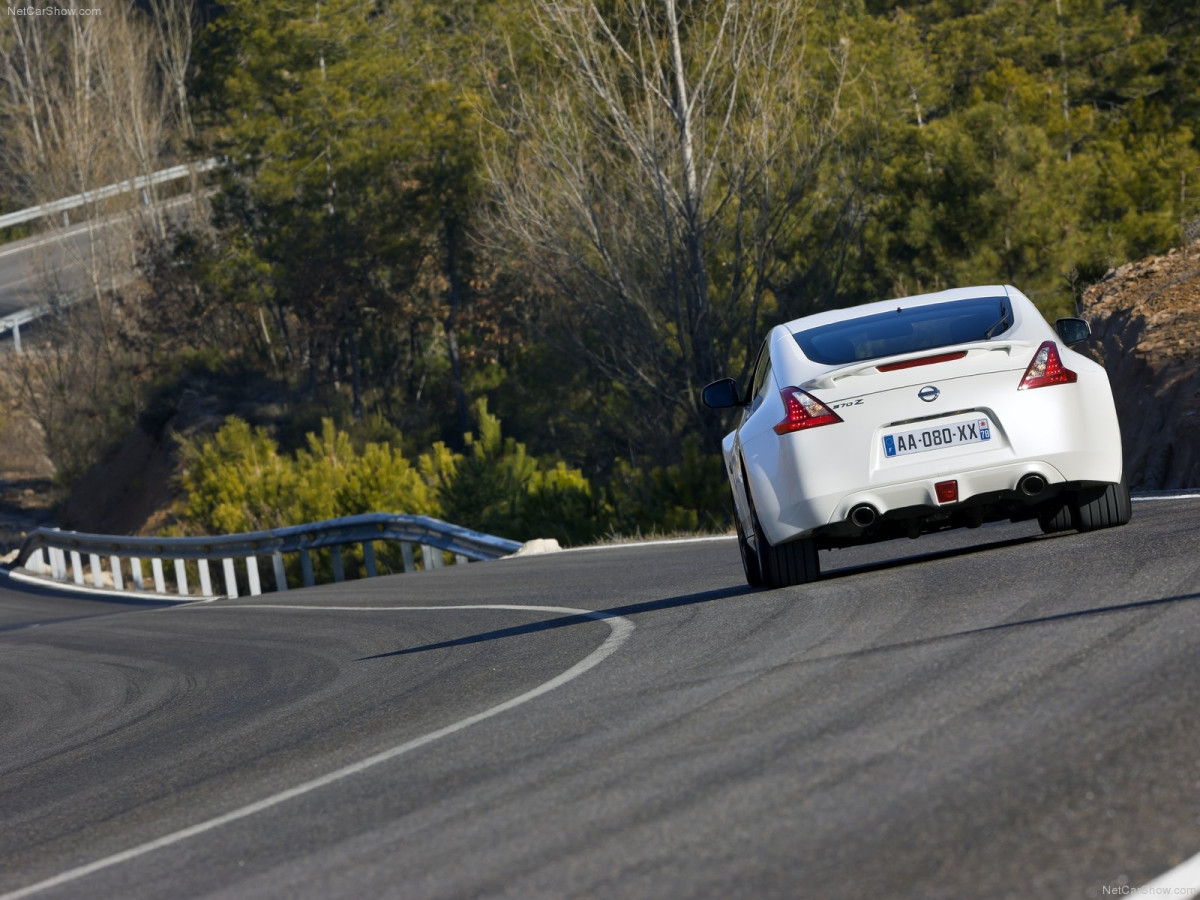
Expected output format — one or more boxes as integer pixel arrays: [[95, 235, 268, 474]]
[[773, 387, 844, 435], [1018, 341, 1077, 390]]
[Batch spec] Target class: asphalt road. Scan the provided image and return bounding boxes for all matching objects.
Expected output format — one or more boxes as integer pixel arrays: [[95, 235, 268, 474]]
[[2, 498, 1199, 899], [0, 223, 113, 320]]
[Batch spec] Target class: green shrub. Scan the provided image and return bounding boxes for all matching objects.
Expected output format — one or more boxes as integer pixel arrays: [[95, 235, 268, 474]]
[[175, 405, 727, 549]]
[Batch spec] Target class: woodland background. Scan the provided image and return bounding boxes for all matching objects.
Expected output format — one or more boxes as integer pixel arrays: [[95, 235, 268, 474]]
[[2, 0, 1198, 543]]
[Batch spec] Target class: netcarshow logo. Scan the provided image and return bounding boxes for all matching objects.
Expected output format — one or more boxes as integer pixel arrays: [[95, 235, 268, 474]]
[[7, 5, 103, 15]]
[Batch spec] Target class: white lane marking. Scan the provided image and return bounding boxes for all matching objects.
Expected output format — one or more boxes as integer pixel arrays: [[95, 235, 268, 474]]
[[566, 534, 734, 552], [1132, 492, 1200, 502], [1, 568, 210, 602], [0, 603, 633, 900], [1136, 851, 1200, 898]]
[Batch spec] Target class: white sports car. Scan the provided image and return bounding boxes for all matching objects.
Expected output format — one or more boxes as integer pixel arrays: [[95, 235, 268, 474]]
[[704, 284, 1131, 588]]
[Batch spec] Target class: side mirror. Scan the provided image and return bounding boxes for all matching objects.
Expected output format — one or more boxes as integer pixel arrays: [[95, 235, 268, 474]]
[[1055, 317, 1091, 346], [702, 378, 744, 409]]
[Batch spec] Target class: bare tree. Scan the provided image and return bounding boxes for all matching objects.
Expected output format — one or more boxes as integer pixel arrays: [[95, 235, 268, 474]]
[[0, 2, 199, 481], [147, 0, 197, 143], [1, 4, 177, 304], [484, 0, 853, 453]]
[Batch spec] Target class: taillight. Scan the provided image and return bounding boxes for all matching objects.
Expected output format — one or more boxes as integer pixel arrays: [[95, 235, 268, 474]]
[[1018, 341, 1077, 390], [773, 387, 844, 435], [877, 351, 967, 372]]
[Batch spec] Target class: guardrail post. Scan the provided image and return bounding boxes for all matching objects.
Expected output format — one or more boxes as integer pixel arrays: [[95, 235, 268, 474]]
[[421, 545, 443, 569], [246, 555, 262, 596], [70, 551, 84, 585], [89, 553, 103, 588], [455, 554, 468, 566], [151, 558, 166, 594], [110, 556, 124, 590], [401, 543, 414, 573], [362, 542, 377, 578], [131, 557, 145, 590], [272, 552, 288, 592], [174, 559, 189, 596], [51, 547, 66, 580], [222, 558, 238, 599], [198, 559, 213, 596], [12, 321, 21, 354], [26, 548, 45, 575], [300, 550, 314, 587], [331, 546, 345, 583]]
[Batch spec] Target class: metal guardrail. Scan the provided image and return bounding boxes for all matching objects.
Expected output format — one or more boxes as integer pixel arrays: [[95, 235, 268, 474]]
[[1, 163, 221, 351], [13, 514, 523, 600], [0, 304, 48, 353], [0, 158, 220, 231]]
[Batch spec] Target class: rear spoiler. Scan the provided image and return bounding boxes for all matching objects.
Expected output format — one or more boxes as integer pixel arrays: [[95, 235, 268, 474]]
[[801, 341, 1030, 391]]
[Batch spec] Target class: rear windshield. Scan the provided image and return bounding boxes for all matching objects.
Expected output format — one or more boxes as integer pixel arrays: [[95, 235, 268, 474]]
[[793, 296, 1011, 365]]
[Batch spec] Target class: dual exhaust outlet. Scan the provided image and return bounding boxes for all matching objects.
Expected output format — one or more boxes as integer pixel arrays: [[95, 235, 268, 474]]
[[847, 473, 1047, 529]]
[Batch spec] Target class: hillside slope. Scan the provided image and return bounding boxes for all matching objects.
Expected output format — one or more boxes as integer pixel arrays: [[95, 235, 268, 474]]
[[3, 244, 1199, 553]]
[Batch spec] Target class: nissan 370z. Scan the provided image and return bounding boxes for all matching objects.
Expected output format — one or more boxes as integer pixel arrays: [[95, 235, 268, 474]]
[[703, 285, 1131, 589]]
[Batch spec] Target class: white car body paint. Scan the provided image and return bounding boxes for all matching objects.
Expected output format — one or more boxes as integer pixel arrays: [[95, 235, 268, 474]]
[[721, 285, 1124, 548]]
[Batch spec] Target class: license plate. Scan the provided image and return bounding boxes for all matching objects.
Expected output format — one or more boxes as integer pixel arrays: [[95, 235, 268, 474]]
[[883, 418, 992, 458]]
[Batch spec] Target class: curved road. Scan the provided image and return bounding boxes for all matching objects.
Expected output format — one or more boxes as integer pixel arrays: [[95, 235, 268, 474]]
[[2, 498, 1199, 899]]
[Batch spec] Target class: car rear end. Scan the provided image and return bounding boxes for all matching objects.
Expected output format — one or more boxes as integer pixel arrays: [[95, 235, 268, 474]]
[[740, 287, 1124, 548]]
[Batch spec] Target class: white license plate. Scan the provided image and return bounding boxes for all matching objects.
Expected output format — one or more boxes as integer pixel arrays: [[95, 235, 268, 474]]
[[883, 418, 992, 458]]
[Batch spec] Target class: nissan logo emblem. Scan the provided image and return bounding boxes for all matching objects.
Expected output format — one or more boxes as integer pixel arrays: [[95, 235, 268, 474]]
[[918, 385, 940, 402]]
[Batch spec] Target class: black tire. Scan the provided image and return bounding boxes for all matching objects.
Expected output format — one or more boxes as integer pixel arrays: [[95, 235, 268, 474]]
[[751, 504, 820, 588], [1072, 474, 1133, 532], [734, 501, 764, 589], [1038, 499, 1074, 535]]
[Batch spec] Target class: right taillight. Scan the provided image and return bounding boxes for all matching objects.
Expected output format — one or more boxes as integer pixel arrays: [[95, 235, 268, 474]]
[[773, 387, 843, 434], [1018, 341, 1077, 390]]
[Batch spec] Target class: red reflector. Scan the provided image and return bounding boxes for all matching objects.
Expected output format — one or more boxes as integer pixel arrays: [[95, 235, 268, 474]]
[[773, 387, 844, 435], [935, 480, 958, 503], [877, 351, 967, 373], [1018, 341, 1077, 390]]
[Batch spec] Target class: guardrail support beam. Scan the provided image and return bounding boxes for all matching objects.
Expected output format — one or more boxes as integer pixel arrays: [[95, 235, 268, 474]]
[[199, 559, 213, 596], [272, 552, 288, 592], [110, 555, 124, 590], [247, 555, 262, 596], [222, 558, 237, 599], [174, 559, 189, 596]]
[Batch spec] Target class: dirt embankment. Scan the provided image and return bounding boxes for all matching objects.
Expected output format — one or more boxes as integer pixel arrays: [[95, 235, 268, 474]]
[[1081, 240, 1200, 491]]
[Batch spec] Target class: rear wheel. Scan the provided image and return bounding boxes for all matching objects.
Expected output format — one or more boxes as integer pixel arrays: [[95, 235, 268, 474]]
[[751, 504, 820, 588], [734, 504, 763, 588], [733, 494, 764, 588], [1037, 500, 1073, 535], [1072, 474, 1133, 532]]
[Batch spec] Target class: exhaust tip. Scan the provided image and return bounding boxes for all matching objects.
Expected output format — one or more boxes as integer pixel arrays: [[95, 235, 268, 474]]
[[1019, 473, 1047, 497], [849, 504, 878, 528]]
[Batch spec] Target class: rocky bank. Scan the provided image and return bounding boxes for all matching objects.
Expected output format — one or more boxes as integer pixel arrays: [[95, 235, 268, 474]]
[[1082, 239, 1200, 491]]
